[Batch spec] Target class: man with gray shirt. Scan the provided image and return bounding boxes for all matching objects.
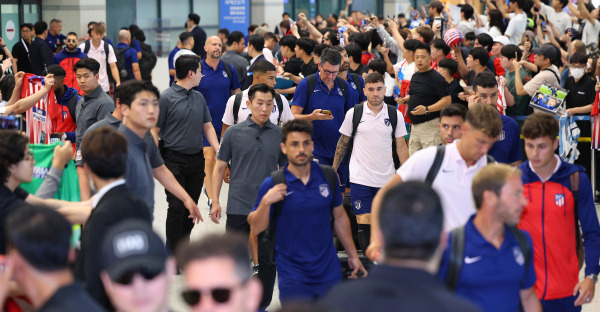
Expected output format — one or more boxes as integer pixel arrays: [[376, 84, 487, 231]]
[[74, 57, 114, 200], [152, 54, 219, 253], [221, 31, 249, 85]]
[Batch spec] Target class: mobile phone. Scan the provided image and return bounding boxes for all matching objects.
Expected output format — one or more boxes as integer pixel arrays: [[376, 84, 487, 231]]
[[0, 115, 23, 131], [542, 21, 546, 29], [322, 110, 332, 115], [596, 75, 599, 82]]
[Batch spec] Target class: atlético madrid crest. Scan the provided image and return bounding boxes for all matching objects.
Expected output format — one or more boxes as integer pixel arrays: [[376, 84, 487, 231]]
[[555, 194, 565, 207], [319, 184, 330, 198]]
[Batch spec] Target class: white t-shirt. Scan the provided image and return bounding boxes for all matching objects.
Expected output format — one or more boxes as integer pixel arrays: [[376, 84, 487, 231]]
[[504, 12, 528, 45], [384, 73, 396, 97], [458, 20, 476, 36], [539, 4, 572, 36], [488, 26, 503, 39], [222, 88, 294, 126], [582, 19, 600, 46], [339, 103, 407, 188], [393, 60, 416, 82], [78, 40, 117, 92], [396, 141, 490, 230], [173, 49, 197, 68]]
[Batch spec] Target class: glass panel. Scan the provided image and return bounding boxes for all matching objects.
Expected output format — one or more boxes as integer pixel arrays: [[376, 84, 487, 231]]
[[295, 0, 316, 19], [1, 4, 20, 51], [23, 4, 40, 25], [193, 0, 219, 33], [136, 0, 158, 52]]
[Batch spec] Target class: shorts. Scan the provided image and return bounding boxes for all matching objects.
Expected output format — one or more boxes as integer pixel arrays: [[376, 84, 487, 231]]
[[278, 276, 341, 303], [408, 118, 441, 156], [349, 183, 380, 215]]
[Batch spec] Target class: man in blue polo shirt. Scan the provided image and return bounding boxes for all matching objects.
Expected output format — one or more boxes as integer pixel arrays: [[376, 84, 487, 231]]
[[291, 48, 354, 187], [470, 71, 522, 166], [197, 35, 241, 210], [248, 119, 367, 303], [115, 29, 141, 81], [329, 45, 366, 106], [438, 163, 541, 312]]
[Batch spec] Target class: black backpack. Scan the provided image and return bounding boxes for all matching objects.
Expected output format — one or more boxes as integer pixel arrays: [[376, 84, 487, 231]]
[[349, 103, 401, 169], [262, 165, 339, 262], [66, 93, 80, 123], [305, 74, 348, 101], [425, 145, 495, 185], [114, 46, 131, 81], [139, 43, 157, 81], [232, 91, 284, 125], [84, 40, 114, 82]]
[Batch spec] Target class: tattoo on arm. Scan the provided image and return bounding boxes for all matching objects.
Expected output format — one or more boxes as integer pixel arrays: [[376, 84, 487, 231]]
[[332, 135, 351, 170]]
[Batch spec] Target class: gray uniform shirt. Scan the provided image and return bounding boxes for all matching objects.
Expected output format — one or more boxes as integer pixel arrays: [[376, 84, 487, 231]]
[[80, 114, 164, 168], [118, 123, 155, 214], [75, 86, 114, 163], [157, 84, 211, 155], [217, 116, 286, 215], [221, 50, 250, 85]]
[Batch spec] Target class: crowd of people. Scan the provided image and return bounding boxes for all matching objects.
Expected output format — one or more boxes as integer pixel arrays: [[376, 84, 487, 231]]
[[0, 0, 600, 311]]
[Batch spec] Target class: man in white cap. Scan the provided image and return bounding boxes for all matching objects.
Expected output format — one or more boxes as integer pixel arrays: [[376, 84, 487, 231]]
[[491, 36, 511, 76]]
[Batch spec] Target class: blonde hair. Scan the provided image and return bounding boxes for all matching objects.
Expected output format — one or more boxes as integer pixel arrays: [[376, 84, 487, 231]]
[[472, 163, 522, 208], [93, 22, 106, 35]]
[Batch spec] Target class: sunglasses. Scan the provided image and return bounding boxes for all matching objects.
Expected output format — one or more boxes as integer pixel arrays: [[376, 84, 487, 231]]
[[112, 266, 163, 285], [181, 282, 246, 306]]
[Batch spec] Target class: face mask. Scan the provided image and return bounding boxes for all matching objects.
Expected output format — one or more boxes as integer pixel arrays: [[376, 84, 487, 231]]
[[570, 67, 585, 79]]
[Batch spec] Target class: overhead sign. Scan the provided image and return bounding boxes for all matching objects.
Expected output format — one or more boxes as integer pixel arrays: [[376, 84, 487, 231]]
[[5, 20, 16, 41], [220, 0, 249, 34]]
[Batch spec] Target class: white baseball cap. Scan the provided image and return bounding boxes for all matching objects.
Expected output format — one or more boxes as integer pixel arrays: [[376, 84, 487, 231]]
[[493, 36, 511, 46]]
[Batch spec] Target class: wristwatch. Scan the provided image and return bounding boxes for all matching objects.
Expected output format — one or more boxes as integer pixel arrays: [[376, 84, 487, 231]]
[[586, 274, 598, 283], [425, 106, 430, 115]]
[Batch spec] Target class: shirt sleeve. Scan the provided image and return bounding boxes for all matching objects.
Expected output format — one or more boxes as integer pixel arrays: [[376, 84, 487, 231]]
[[14, 186, 30, 200], [216, 127, 233, 162], [156, 94, 169, 129], [229, 64, 241, 90], [436, 74, 451, 98], [578, 171, 600, 275], [395, 111, 408, 138], [96, 100, 114, 121], [132, 40, 142, 53], [280, 95, 295, 124], [35, 167, 63, 199], [222, 94, 236, 126], [129, 49, 139, 64], [332, 171, 343, 207], [107, 44, 117, 64], [507, 119, 522, 163], [252, 177, 275, 215], [145, 134, 164, 168], [291, 78, 309, 110], [339, 108, 354, 137], [396, 147, 435, 181]]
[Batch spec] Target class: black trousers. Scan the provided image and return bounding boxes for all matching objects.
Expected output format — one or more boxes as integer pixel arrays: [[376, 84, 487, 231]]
[[226, 214, 276, 309], [163, 148, 205, 253]]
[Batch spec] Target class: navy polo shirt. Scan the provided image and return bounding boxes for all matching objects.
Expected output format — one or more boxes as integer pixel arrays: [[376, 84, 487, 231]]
[[488, 114, 522, 164], [116, 43, 139, 80], [439, 215, 536, 312], [291, 73, 354, 158], [253, 161, 343, 283], [346, 73, 366, 105], [197, 59, 241, 135], [168, 46, 180, 86]]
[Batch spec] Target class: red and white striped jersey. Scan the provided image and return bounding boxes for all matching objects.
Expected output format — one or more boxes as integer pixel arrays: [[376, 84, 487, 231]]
[[21, 74, 56, 144]]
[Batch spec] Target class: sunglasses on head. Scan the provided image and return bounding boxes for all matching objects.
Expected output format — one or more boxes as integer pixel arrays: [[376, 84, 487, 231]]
[[181, 281, 247, 306], [112, 266, 163, 285]]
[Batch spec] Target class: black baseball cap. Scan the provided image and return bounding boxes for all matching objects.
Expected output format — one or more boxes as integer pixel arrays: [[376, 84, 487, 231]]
[[532, 43, 558, 63], [101, 219, 167, 281]]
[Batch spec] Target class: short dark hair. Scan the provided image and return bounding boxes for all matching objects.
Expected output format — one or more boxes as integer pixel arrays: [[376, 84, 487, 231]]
[[178, 233, 252, 281], [282, 12, 290, 18], [469, 47, 490, 66], [280, 20, 291, 30], [0, 130, 28, 183], [188, 13, 200, 25], [279, 35, 297, 50], [117, 80, 160, 108], [248, 24, 259, 33], [0, 75, 15, 102], [34, 21, 48, 35], [248, 34, 265, 51], [264, 32, 279, 42], [297, 37, 317, 55], [349, 33, 369, 51], [559, 0, 568, 7], [66, 31, 78, 38], [438, 58, 458, 75], [133, 29, 146, 42], [380, 182, 444, 261], [430, 38, 450, 56], [415, 26, 434, 44], [440, 103, 467, 120], [81, 127, 128, 179], [570, 53, 588, 65], [45, 64, 66, 78], [465, 31, 476, 41], [429, 0, 445, 13], [344, 43, 362, 63], [20, 23, 33, 31], [248, 83, 275, 102], [364, 72, 385, 85], [218, 28, 230, 38], [324, 29, 340, 46], [320, 48, 342, 66], [367, 59, 387, 75], [509, 0, 524, 9], [6, 205, 72, 271], [313, 43, 329, 58], [227, 31, 244, 46], [415, 42, 431, 55], [179, 32, 193, 45], [500, 44, 523, 61], [252, 60, 276, 75], [522, 112, 559, 140], [282, 119, 313, 143], [475, 33, 494, 51], [404, 39, 421, 52], [74, 58, 100, 75], [460, 4, 475, 19], [473, 71, 497, 91], [175, 54, 201, 79]]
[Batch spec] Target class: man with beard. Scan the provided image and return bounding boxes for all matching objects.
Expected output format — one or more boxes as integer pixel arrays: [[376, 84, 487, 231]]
[[329, 45, 366, 108], [196, 36, 241, 212], [52, 32, 88, 93]]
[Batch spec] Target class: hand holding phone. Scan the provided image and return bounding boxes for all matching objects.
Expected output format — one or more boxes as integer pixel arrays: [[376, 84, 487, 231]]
[[322, 109, 332, 115]]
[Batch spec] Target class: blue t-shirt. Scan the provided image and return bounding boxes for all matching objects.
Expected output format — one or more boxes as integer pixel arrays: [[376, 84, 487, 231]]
[[168, 46, 180, 86], [439, 215, 536, 312], [346, 73, 366, 105], [116, 43, 139, 80], [488, 114, 522, 164], [291, 74, 354, 158], [46, 33, 66, 52], [131, 40, 142, 53], [197, 59, 241, 134], [253, 161, 344, 283]]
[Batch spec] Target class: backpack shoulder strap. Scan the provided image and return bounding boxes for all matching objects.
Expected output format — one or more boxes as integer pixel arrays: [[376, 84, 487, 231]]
[[425, 145, 446, 185], [306, 74, 317, 102], [319, 164, 339, 209], [351, 104, 364, 139], [507, 225, 532, 286], [222, 61, 234, 90], [336, 76, 348, 98], [274, 92, 283, 124], [67, 94, 79, 123], [543, 67, 560, 84], [350, 73, 361, 87], [84, 40, 90, 54], [232, 92, 244, 124], [387, 104, 397, 135], [486, 154, 496, 164], [447, 225, 466, 291]]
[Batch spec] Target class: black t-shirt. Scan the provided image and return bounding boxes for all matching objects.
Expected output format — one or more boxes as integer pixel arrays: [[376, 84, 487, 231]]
[[29, 37, 54, 76], [448, 79, 468, 107], [301, 58, 318, 77], [284, 56, 303, 76], [408, 68, 450, 124], [12, 40, 32, 73], [0, 185, 29, 254], [466, 67, 493, 86], [564, 74, 596, 109], [350, 63, 369, 76], [37, 283, 106, 312]]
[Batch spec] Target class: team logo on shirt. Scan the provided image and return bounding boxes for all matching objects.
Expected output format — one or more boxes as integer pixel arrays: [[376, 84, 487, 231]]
[[319, 184, 330, 198], [272, 106, 277, 113], [555, 193, 565, 207], [337, 88, 343, 96], [513, 247, 525, 266], [350, 82, 357, 89], [384, 118, 391, 127], [63, 111, 68, 120], [223, 71, 228, 78], [498, 131, 505, 141], [354, 200, 362, 210]]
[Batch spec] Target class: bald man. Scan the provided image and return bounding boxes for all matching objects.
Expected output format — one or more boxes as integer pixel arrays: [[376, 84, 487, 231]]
[[115, 29, 141, 81], [197, 35, 241, 213]]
